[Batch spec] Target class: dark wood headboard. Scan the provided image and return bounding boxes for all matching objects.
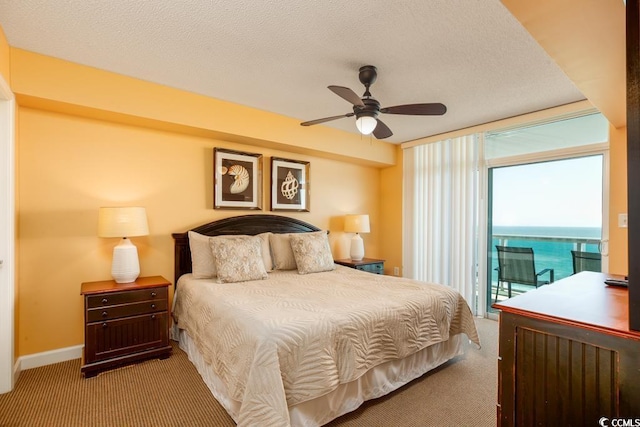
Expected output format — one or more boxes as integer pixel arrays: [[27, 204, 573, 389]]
[[171, 214, 321, 285]]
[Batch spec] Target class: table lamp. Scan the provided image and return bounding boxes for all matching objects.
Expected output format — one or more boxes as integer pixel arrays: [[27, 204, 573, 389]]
[[98, 207, 149, 283], [344, 214, 370, 261]]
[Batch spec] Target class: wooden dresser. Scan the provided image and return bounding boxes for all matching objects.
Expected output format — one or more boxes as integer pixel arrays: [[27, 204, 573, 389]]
[[80, 276, 172, 377], [493, 272, 640, 426]]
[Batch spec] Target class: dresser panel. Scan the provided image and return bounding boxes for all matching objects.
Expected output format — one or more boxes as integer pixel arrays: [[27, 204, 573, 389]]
[[514, 326, 618, 426]]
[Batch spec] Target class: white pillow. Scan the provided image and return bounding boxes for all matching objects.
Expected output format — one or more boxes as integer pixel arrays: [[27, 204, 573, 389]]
[[256, 232, 274, 272], [188, 231, 216, 279], [289, 231, 335, 274], [210, 236, 268, 283], [269, 233, 297, 270]]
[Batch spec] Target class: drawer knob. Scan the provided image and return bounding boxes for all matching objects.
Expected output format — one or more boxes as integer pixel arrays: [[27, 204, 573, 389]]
[[151, 304, 156, 309], [102, 322, 107, 328], [101, 298, 108, 304], [101, 311, 108, 317], [151, 292, 157, 298], [151, 314, 156, 320]]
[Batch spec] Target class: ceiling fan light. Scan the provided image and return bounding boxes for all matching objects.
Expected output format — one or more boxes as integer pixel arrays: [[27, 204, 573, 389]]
[[355, 115, 378, 135]]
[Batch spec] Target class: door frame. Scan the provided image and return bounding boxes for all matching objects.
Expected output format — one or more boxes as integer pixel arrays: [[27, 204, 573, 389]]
[[0, 72, 15, 394]]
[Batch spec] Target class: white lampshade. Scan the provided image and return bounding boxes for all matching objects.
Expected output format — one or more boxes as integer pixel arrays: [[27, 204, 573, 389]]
[[344, 214, 370, 234], [355, 115, 377, 135], [98, 207, 149, 238], [98, 207, 149, 283], [344, 214, 370, 261]]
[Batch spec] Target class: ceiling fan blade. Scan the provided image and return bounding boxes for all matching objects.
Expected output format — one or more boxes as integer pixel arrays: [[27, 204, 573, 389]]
[[380, 103, 447, 116], [328, 86, 365, 107], [373, 119, 393, 139], [300, 112, 354, 126]]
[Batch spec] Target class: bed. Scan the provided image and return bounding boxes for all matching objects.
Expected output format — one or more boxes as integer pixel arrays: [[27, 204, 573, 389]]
[[171, 214, 480, 427]]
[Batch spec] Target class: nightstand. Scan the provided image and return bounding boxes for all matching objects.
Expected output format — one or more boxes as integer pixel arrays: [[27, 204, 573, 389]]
[[80, 276, 172, 377], [334, 258, 385, 275]]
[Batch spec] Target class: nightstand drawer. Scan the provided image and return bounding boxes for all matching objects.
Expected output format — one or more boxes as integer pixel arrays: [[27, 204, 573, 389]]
[[334, 258, 385, 275], [355, 263, 384, 274], [87, 287, 167, 308], [84, 312, 169, 363], [87, 299, 167, 322]]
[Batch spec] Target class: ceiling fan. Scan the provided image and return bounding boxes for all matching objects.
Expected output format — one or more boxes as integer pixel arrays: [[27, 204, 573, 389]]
[[300, 65, 447, 139]]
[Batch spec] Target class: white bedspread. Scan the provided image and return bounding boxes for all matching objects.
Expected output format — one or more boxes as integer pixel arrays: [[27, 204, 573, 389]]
[[173, 266, 480, 427]]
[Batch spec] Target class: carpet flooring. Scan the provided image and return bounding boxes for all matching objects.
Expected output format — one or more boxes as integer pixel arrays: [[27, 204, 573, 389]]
[[0, 318, 498, 427]]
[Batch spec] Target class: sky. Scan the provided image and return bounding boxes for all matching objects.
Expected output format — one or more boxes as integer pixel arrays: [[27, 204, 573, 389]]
[[492, 155, 603, 228]]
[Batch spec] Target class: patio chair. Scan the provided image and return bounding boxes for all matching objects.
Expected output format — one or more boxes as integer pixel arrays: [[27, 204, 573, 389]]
[[494, 245, 554, 303], [571, 250, 602, 274]]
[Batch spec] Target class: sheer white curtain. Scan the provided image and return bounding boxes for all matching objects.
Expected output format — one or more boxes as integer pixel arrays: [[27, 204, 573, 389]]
[[403, 135, 482, 315]]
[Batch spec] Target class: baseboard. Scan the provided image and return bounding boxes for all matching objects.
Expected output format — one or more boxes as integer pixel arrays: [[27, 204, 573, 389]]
[[13, 359, 20, 385], [17, 345, 83, 371]]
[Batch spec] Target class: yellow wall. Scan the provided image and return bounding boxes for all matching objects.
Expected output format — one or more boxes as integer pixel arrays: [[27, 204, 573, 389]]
[[10, 49, 395, 168], [6, 47, 390, 357], [0, 26, 9, 82], [17, 107, 382, 355], [609, 124, 628, 275]]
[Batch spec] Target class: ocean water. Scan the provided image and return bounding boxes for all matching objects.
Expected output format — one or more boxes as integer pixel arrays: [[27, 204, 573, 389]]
[[490, 225, 601, 283]]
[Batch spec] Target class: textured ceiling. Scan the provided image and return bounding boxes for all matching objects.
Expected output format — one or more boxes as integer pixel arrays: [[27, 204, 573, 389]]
[[0, 0, 586, 144]]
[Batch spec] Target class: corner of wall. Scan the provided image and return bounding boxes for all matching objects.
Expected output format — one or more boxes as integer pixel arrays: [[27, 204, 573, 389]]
[[379, 145, 404, 275], [0, 24, 10, 85]]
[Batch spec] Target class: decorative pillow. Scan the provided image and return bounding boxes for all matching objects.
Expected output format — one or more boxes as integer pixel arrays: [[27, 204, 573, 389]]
[[289, 231, 336, 274], [210, 236, 268, 283], [269, 233, 297, 270], [188, 231, 217, 279], [189, 231, 274, 277]]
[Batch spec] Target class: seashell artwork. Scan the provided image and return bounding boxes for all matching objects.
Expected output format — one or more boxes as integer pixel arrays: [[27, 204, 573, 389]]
[[280, 170, 299, 200], [226, 164, 250, 194], [214, 148, 263, 209]]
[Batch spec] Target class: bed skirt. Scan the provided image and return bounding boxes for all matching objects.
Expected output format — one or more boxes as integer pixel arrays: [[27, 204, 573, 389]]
[[173, 328, 466, 427]]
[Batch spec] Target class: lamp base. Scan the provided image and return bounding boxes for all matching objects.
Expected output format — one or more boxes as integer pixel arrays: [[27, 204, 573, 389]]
[[111, 238, 140, 283], [350, 233, 365, 261]]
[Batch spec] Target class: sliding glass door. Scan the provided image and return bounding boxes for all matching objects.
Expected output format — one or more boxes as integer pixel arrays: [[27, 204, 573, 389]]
[[487, 155, 605, 309]]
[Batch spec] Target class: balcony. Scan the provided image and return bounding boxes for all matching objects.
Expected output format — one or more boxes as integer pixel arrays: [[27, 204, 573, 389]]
[[489, 233, 601, 306]]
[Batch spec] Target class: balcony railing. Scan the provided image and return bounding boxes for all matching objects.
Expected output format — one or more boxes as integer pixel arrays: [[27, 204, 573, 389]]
[[489, 233, 601, 306]]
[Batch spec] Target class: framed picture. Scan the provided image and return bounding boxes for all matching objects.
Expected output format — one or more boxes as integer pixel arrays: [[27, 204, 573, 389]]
[[270, 157, 310, 212], [213, 148, 262, 210]]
